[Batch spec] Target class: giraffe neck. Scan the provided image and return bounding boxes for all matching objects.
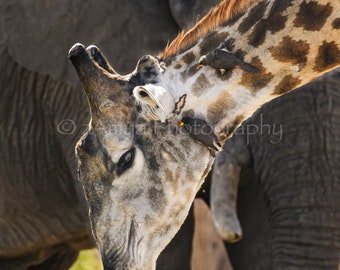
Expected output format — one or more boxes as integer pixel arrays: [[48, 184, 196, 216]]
[[159, 0, 340, 142]]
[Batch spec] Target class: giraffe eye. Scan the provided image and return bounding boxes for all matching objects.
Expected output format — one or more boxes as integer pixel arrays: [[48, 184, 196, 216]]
[[117, 147, 135, 175]]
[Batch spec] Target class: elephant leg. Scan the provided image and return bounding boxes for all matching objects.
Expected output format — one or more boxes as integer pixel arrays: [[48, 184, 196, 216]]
[[0, 245, 78, 270]]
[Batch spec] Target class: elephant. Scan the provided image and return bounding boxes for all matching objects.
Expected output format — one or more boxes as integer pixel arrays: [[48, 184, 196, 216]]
[[0, 0, 227, 269], [211, 68, 340, 269]]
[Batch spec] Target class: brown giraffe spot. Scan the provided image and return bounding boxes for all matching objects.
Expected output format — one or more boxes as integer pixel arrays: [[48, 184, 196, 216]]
[[192, 73, 213, 97], [239, 57, 274, 92], [294, 1, 332, 31], [269, 36, 310, 65], [148, 155, 160, 178], [248, 0, 293, 47], [165, 169, 176, 191], [181, 52, 196, 65], [224, 7, 247, 27], [219, 115, 245, 142], [273, 75, 301, 95], [199, 31, 229, 55], [180, 64, 200, 80], [314, 41, 340, 72], [269, 0, 294, 14], [207, 92, 236, 124], [248, 16, 287, 47], [151, 223, 172, 238], [148, 186, 166, 212], [332, 18, 340, 29], [238, 1, 268, 34], [174, 63, 182, 69], [164, 169, 174, 183]]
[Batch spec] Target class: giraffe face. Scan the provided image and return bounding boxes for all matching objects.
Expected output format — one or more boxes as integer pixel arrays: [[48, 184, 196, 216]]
[[70, 44, 214, 269]]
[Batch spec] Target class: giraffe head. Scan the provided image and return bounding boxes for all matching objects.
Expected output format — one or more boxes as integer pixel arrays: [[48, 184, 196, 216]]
[[70, 0, 340, 268], [69, 44, 214, 269]]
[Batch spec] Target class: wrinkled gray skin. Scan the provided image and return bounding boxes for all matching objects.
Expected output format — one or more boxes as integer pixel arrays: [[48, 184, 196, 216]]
[[0, 0, 219, 269], [212, 68, 340, 269]]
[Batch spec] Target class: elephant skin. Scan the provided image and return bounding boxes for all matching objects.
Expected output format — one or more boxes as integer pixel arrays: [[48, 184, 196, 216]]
[[211, 68, 340, 270]]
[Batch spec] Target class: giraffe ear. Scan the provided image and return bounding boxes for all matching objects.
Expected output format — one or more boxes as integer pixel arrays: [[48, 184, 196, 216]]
[[133, 84, 175, 122]]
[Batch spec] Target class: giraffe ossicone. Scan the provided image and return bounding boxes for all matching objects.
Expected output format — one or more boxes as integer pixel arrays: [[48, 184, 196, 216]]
[[69, 0, 340, 269]]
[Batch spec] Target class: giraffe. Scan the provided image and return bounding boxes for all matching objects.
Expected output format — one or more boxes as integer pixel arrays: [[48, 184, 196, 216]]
[[69, 0, 340, 269]]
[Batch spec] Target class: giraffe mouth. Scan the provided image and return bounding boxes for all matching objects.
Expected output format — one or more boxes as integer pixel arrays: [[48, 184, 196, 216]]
[[101, 219, 144, 269], [127, 219, 143, 263]]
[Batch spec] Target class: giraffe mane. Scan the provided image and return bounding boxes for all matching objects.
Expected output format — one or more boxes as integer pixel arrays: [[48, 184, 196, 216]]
[[159, 0, 258, 60]]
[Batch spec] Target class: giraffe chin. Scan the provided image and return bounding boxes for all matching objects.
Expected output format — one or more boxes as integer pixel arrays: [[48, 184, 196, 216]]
[[76, 130, 214, 270]]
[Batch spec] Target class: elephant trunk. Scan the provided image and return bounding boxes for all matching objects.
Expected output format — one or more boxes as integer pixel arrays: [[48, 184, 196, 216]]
[[211, 150, 243, 243]]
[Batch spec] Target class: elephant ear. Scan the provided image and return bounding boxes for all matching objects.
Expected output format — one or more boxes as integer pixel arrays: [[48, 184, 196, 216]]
[[1, 0, 179, 85], [133, 84, 175, 122]]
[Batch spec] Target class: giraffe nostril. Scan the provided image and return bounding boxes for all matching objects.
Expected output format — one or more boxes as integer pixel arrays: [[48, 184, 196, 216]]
[[234, 233, 242, 241]]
